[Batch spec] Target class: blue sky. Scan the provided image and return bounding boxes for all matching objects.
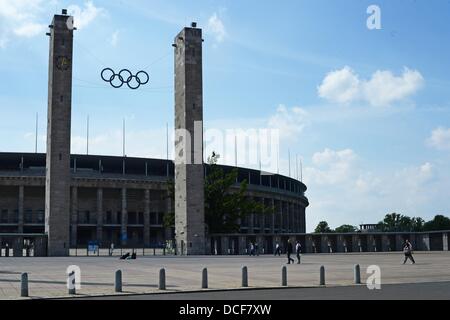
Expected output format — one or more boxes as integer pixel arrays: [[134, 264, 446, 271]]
[[1, 0, 449, 231]]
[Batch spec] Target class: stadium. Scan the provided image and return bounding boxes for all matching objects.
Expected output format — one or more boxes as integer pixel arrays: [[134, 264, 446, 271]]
[[0, 152, 309, 253]]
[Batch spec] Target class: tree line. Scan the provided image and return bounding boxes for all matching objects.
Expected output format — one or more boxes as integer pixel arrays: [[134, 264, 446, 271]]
[[314, 212, 450, 233]]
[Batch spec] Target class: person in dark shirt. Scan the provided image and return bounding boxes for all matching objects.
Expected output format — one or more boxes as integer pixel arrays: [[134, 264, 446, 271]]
[[402, 239, 415, 264]]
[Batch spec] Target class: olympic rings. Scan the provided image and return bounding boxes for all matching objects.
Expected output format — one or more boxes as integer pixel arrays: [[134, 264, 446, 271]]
[[101, 68, 150, 90]]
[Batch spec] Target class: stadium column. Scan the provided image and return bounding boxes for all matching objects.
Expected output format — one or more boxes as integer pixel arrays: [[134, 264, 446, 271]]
[[121, 188, 127, 246], [174, 24, 206, 255], [18, 186, 24, 233], [249, 196, 255, 233], [260, 197, 265, 234], [144, 189, 150, 247], [96, 188, 103, 244], [279, 199, 284, 232], [271, 198, 275, 233], [45, 11, 74, 256], [70, 186, 78, 247], [286, 200, 290, 232]]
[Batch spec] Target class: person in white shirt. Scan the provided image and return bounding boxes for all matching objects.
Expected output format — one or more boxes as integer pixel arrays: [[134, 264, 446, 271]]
[[295, 241, 302, 264]]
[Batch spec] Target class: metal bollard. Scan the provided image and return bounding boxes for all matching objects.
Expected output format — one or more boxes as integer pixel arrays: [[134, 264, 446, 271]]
[[202, 268, 208, 289], [115, 270, 122, 292], [281, 266, 287, 286], [354, 264, 361, 284], [68, 271, 76, 295], [159, 268, 166, 290], [319, 265, 325, 285], [242, 266, 248, 287], [21, 273, 29, 297]]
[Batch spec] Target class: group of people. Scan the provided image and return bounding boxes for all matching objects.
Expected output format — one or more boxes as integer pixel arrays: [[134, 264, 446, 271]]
[[272, 238, 416, 265], [274, 240, 302, 264], [248, 242, 260, 256]]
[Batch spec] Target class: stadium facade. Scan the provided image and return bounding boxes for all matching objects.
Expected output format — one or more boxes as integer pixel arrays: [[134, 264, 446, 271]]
[[0, 152, 308, 250]]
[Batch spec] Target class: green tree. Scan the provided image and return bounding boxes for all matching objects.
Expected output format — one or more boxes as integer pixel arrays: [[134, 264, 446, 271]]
[[162, 179, 175, 228], [314, 221, 333, 233], [335, 224, 357, 233], [410, 217, 425, 232], [423, 215, 450, 231], [205, 152, 267, 233], [378, 212, 402, 231], [163, 152, 269, 234]]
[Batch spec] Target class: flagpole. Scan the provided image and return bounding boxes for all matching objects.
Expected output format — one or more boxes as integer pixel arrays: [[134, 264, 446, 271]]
[[86, 115, 89, 155], [288, 148, 291, 177], [122, 118, 125, 157], [35, 112, 38, 153]]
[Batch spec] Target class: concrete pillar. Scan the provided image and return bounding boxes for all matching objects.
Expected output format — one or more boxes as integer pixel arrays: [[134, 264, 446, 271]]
[[321, 235, 330, 253], [381, 235, 390, 252], [443, 233, 449, 251], [271, 198, 275, 233], [285, 201, 290, 232], [121, 188, 127, 246], [367, 234, 376, 252], [421, 234, 430, 251], [70, 186, 78, 247], [144, 189, 151, 247], [13, 237, 23, 257], [45, 12, 74, 256], [305, 235, 313, 253], [238, 236, 247, 255], [220, 236, 229, 255], [279, 200, 284, 232], [336, 235, 345, 252], [174, 25, 206, 255], [18, 186, 24, 233], [352, 234, 361, 252], [96, 188, 103, 245], [395, 234, 404, 251]]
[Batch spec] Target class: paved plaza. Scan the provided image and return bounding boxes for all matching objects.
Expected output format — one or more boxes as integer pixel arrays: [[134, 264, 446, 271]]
[[1, 252, 450, 299]]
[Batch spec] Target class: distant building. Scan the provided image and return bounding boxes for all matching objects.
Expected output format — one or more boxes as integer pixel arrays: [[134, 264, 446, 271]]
[[359, 224, 380, 232]]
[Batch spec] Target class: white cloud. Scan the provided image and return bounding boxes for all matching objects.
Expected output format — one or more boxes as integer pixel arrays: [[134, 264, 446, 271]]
[[306, 148, 357, 185], [268, 104, 308, 141], [317, 66, 360, 104], [0, 0, 47, 45], [207, 12, 226, 44], [318, 66, 424, 106], [428, 127, 450, 150], [67, 1, 104, 30], [303, 147, 442, 231], [0, 0, 103, 47], [13, 22, 46, 37], [110, 30, 119, 47]]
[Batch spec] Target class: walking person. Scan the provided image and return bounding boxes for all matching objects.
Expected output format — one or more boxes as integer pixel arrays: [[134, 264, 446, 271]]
[[295, 241, 302, 264], [402, 239, 416, 264], [286, 239, 295, 264], [274, 242, 281, 256], [249, 242, 255, 256], [254, 242, 259, 256]]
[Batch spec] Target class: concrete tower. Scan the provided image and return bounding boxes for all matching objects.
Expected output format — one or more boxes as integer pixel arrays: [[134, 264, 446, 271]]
[[174, 24, 206, 255], [45, 11, 74, 256]]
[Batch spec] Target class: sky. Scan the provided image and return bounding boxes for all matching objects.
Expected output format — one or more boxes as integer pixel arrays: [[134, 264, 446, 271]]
[[0, 0, 449, 232]]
